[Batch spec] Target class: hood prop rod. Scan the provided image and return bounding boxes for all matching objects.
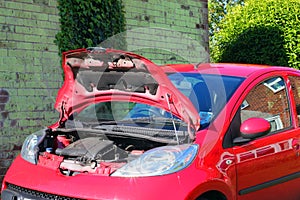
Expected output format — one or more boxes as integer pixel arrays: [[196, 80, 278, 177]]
[[59, 101, 67, 126], [166, 94, 179, 145]]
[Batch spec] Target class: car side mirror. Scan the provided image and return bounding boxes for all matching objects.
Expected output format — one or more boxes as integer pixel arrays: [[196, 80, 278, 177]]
[[233, 117, 271, 144]]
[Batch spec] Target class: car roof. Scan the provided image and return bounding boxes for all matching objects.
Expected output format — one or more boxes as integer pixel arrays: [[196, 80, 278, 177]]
[[162, 63, 297, 78]]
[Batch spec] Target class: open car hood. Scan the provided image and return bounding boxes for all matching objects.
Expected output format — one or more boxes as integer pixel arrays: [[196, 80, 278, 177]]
[[54, 47, 200, 130]]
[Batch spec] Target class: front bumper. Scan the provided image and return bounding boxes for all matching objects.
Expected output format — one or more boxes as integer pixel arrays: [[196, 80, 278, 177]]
[[2, 156, 206, 200], [2, 183, 82, 200]]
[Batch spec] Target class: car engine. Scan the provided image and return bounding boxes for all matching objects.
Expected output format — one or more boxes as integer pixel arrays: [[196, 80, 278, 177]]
[[37, 126, 190, 176]]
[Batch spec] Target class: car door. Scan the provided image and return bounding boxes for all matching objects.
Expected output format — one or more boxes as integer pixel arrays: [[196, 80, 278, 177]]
[[231, 75, 300, 200]]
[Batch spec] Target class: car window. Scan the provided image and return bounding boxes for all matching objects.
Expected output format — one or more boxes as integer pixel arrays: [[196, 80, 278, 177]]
[[288, 76, 300, 126], [72, 101, 185, 131], [241, 76, 291, 133], [76, 102, 136, 121], [75, 101, 178, 121], [168, 73, 244, 128]]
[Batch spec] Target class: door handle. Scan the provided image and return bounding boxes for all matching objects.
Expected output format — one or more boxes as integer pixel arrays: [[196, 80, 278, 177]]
[[292, 139, 300, 150], [292, 138, 300, 157]]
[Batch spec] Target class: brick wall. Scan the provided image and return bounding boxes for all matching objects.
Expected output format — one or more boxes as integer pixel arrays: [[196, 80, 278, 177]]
[[0, 0, 61, 185], [0, 0, 208, 185], [123, 0, 209, 64]]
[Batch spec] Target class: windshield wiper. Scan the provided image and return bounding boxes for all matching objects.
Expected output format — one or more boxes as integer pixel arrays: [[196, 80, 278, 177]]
[[94, 124, 189, 144]]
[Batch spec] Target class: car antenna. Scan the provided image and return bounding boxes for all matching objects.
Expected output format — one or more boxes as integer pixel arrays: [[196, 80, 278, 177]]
[[165, 93, 180, 144]]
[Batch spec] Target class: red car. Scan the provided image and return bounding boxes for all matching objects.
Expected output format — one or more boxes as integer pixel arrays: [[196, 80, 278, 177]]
[[2, 47, 300, 200]]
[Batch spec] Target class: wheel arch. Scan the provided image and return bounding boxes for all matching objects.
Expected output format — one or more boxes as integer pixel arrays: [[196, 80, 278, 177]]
[[185, 179, 234, 200], [195, 190, 227, 200]]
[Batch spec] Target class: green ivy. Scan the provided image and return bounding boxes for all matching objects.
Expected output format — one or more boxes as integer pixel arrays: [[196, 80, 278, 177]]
[[54, 0, 126, 55], [211, 0, 300, 69]]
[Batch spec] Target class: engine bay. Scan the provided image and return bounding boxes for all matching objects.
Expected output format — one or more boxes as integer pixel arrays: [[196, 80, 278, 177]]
[[38, 125, 190, 176]]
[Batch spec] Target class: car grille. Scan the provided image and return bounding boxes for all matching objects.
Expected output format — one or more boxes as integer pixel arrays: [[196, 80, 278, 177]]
[[6, 183, 84, 200]]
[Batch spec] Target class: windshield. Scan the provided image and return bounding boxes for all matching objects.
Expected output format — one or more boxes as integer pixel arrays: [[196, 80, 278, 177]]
[[75, 101, 177, 123], [168, 73, 245, 128], [67, 101, 190, 144]]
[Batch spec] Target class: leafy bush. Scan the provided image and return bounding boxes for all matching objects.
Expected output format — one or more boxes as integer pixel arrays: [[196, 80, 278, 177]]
[[210, 0, 300, 68], [208, 0, 244, 37], [55, 0, 126, 55]]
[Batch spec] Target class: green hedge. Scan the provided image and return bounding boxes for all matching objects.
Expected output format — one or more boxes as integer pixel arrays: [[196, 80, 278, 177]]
[[210, 0, 300, 68], [55, 0, 126, 55]]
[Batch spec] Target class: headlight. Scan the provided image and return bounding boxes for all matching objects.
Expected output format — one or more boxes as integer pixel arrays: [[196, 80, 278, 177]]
[[21, 129, 46, 164], [111, 144, 198, 177]]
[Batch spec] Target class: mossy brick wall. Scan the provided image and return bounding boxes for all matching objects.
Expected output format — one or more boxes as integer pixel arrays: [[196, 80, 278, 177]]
[[0, 0, 208, 185], [123, 0, 209, 64], [0, 0, 61, 185]]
